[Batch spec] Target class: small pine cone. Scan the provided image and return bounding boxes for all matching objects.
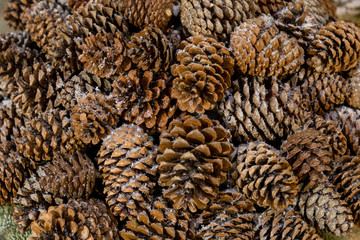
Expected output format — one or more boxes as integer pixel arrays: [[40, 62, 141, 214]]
[[296, 183, 354, 236], [3, 0, 33, 30], [346, 63, 360, 109], [127, 27, 173, 73], [79, 32, 131, 78], [257, 207, 322, 240], [156, 115, 234, 212], [97, 124, 156, 220], [280, 129, 333, 188], [256, 0, 291, 14], [29, 199, 120, 240], [71, 93, 119, 145], [230, 15, 305, 77], [111, 70, 176, 132], [13, 152, 95, 232], [231, 142, 299, 209], [120, 197, 195, 240], [195, 190, 257, 240], [219, 77, 303, 143], [171, 35, 234, 113], [307, 21, 360, 73], [118, 0, 173, 30]]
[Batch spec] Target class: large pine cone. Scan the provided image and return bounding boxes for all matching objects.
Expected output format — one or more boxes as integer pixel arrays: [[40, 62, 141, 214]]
[[230, 15, 304, 77], [231, 142, 299, 209], [219, 77, 303, 143], [97, 124, 156, 220], [127, 27, 173, 73], [156, 115, 234, 212], [180, 0, 259, 41], [171, 35, 234, 113], [3, 0, 33, 30], [307, 21, 360, 72], [257, 207, 322, 240], [195, 190, 257, 240], [29, 199, 120, 240], [296, 183, 354, 235]]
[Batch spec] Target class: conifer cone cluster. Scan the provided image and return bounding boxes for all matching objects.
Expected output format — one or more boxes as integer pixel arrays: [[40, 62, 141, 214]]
[[1, 0, 360, 239]]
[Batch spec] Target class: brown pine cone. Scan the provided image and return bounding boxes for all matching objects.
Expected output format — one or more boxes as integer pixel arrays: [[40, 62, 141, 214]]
[[29, 199, 120, 240], [97, 124, 156, 220], [110, 70, 176, 132], [13, 151, 95, 232], [346, 63, 360, 109], [127, 27, 173, 73], [3, 0, 33, 30], [296, 182, 354, 235], [315, 0, 337, 19], [280, 129, 333, 188], [71, 93, 119, 145], [171, 35, 234, 113], [219, 77, 303, 143], [67, 0, 89, 10], [156, 115, 234, 212], [257, 207, 322, 240], [307, 21, 360, 72], [231, 142, 299, 209], [230, 15, 305, 77], [256, 0, 291, 14], [180, 0, 259, 41], [79, 32, 131, 78], [195, 190, 257, 240]]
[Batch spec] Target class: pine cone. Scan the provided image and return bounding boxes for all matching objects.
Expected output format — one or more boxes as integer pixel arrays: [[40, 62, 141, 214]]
[[13, 151, 95, 232], [67, 0, 89, 10], [120, 197, 195, 240], [307, 21, 360, 72], [29, 199, 120, 240], [230, 15, 305, 77], [231, 142, 299, 209], [110, 70, 176, 132], [79, 32, 131, 78], [180, 0, 259, 41], [3, 0, 33, 30], [195, 190, 257, 240], [97, 124, 156, 220], [296, 183, 354, 235], [256, 0, 291, 14], [71, 93, 119, 145], [219, 77, 303, 143], [127, 27, 173, 73], [257, 207, 322, 240], [314, 0, 337, 18], [346, 63, 360, 109], [171, 35, 234, 113], [156, 115, 234, 212]]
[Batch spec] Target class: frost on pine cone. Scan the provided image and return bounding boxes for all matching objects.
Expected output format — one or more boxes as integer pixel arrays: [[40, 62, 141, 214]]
[[156, 115, 234, 212], [171, 35, 234, 113], [97, 124, 156, 220], [3, 0, 33, 30]]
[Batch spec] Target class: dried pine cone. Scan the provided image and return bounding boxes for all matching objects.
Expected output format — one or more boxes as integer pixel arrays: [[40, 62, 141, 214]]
[[195, 190, 257, 240], [257, 207, 322, 240], [3, 0, 33, 30], [231, 142, 299, 209], [97, 124, 156, 220], [307, 21, 360, 72], [156, 115, 234, 212], [256, 0, 291, 14], [29, 199, 120, 240], [180, 0, 259, 41], [171, 35, 234, 113], [296, 183, 354, 235], [313, 0, 337, 19], [127, 27, 173, 73], [230, 15, 305, 77], [346, 63, 360, 109]]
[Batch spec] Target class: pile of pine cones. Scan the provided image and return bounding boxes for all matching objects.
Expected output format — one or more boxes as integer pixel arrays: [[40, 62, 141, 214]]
[[0, 0, 360, 239]]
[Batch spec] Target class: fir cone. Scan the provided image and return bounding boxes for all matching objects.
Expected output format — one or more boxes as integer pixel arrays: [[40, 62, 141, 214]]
[[195, 190, 257, 240], [156, 115, 234, 212], [79, 32, 131, 78], [3, 0, 33, 30], [257, 207, 322, 240], [110, 70, 176, 132], [71, 93, 119, 145], [29, 199, 120, 240], [97, 124, 156, 220], [127, 27, 173, 73], [231, 142, 299, 209], [296, 183, 354, 235], [307, 21, 360, 73], [180, 0, 259, 41], [171, 35, 234, 113], [230, 15, 305, 77]]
